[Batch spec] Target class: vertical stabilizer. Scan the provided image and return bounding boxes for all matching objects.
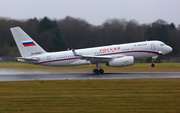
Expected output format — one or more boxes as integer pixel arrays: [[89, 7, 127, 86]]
[[10, 27, 46, 57]]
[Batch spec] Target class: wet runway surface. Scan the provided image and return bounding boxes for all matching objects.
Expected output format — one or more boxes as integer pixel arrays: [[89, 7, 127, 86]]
[[0, 71, 180, 81]]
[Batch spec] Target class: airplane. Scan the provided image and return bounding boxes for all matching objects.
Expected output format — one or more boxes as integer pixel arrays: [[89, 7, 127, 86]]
[[10, 27, 172, 74]]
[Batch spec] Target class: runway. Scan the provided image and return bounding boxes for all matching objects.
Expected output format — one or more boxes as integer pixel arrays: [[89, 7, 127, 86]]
[[0, 70, 180, 81]]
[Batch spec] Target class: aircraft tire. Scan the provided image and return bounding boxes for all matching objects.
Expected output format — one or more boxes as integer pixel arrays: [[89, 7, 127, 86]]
[[99, 69, 104, 74], [93, 69, 104, 74], [93, 69, 99, 74], [151, 63, 155, 67], [93, 69, 96, 73]]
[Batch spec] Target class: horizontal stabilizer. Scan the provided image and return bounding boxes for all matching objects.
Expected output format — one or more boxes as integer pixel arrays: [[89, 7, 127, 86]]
[[16, 57, 40, 63]]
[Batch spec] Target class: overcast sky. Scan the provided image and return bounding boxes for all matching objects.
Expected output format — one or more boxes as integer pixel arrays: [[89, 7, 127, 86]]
[[0, 0, 180, 26]]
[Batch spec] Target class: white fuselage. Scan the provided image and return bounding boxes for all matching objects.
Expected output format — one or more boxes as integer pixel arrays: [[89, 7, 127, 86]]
[[30, 40, 172, 67], [10, 27, 173, 74]]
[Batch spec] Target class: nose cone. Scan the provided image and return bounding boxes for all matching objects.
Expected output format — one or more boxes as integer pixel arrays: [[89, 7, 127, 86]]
[[165, 46, 173, 54]]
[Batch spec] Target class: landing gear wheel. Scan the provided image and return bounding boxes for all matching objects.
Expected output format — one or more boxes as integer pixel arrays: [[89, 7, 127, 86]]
[[99, 69, 104, 74], [93, 69, 99, 74], [151, 63, 155, 67], [93, 69, 104, 74], [93, 69, 96, 73]]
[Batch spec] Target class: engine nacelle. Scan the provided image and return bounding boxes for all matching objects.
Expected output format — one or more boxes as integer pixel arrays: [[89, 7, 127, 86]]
[[106, 56, 134, 67]]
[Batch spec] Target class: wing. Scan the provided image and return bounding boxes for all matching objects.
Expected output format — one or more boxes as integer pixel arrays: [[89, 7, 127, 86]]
[[72, 49, 113, 63]]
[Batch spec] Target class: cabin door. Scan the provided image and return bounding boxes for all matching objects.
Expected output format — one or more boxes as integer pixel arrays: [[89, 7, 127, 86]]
[[151, 43, 155, 51], [148, 43, 155, 57]]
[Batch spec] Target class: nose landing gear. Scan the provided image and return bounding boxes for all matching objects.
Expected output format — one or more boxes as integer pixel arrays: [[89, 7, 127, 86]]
[[151, 56, 157, 67], [151, 63, 155, 67]]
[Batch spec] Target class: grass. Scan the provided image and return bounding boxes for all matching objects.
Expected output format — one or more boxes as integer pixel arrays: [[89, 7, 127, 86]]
[[0, 62, 180, 72], [0, 79, 180, 113], [0, 62, 180, 112]]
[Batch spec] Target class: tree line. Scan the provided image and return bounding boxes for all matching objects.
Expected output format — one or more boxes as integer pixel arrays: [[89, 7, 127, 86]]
[[0, 16, 179, 57]]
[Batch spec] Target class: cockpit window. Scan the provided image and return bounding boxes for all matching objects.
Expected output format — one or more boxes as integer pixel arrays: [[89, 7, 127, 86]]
[[160, 43, 165, 46]]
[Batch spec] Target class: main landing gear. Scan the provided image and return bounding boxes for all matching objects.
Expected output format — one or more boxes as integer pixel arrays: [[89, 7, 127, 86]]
[[151, 56, 157, 67], [93, 63, 104, 74]]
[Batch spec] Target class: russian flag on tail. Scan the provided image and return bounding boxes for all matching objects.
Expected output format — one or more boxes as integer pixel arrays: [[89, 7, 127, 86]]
[[22, 42, 36, 47]]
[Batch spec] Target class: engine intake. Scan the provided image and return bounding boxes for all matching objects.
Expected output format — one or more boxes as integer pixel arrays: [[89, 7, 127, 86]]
[[106, 56, 134, 67]]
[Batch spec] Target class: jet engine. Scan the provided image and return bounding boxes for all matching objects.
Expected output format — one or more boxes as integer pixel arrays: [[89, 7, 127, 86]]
[[106, 56, 134, 67]]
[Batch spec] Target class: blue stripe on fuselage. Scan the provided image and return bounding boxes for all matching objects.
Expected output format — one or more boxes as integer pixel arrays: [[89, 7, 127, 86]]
[[36, 57, 80, 65], [96, 50, 163, 56]]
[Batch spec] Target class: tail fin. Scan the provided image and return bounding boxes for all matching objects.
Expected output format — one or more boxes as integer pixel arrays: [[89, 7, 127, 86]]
[[10, 27, 46, 57]]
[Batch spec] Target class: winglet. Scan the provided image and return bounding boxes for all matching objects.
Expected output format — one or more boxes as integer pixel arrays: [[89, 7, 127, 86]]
[[72, 49, 81, 56]]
